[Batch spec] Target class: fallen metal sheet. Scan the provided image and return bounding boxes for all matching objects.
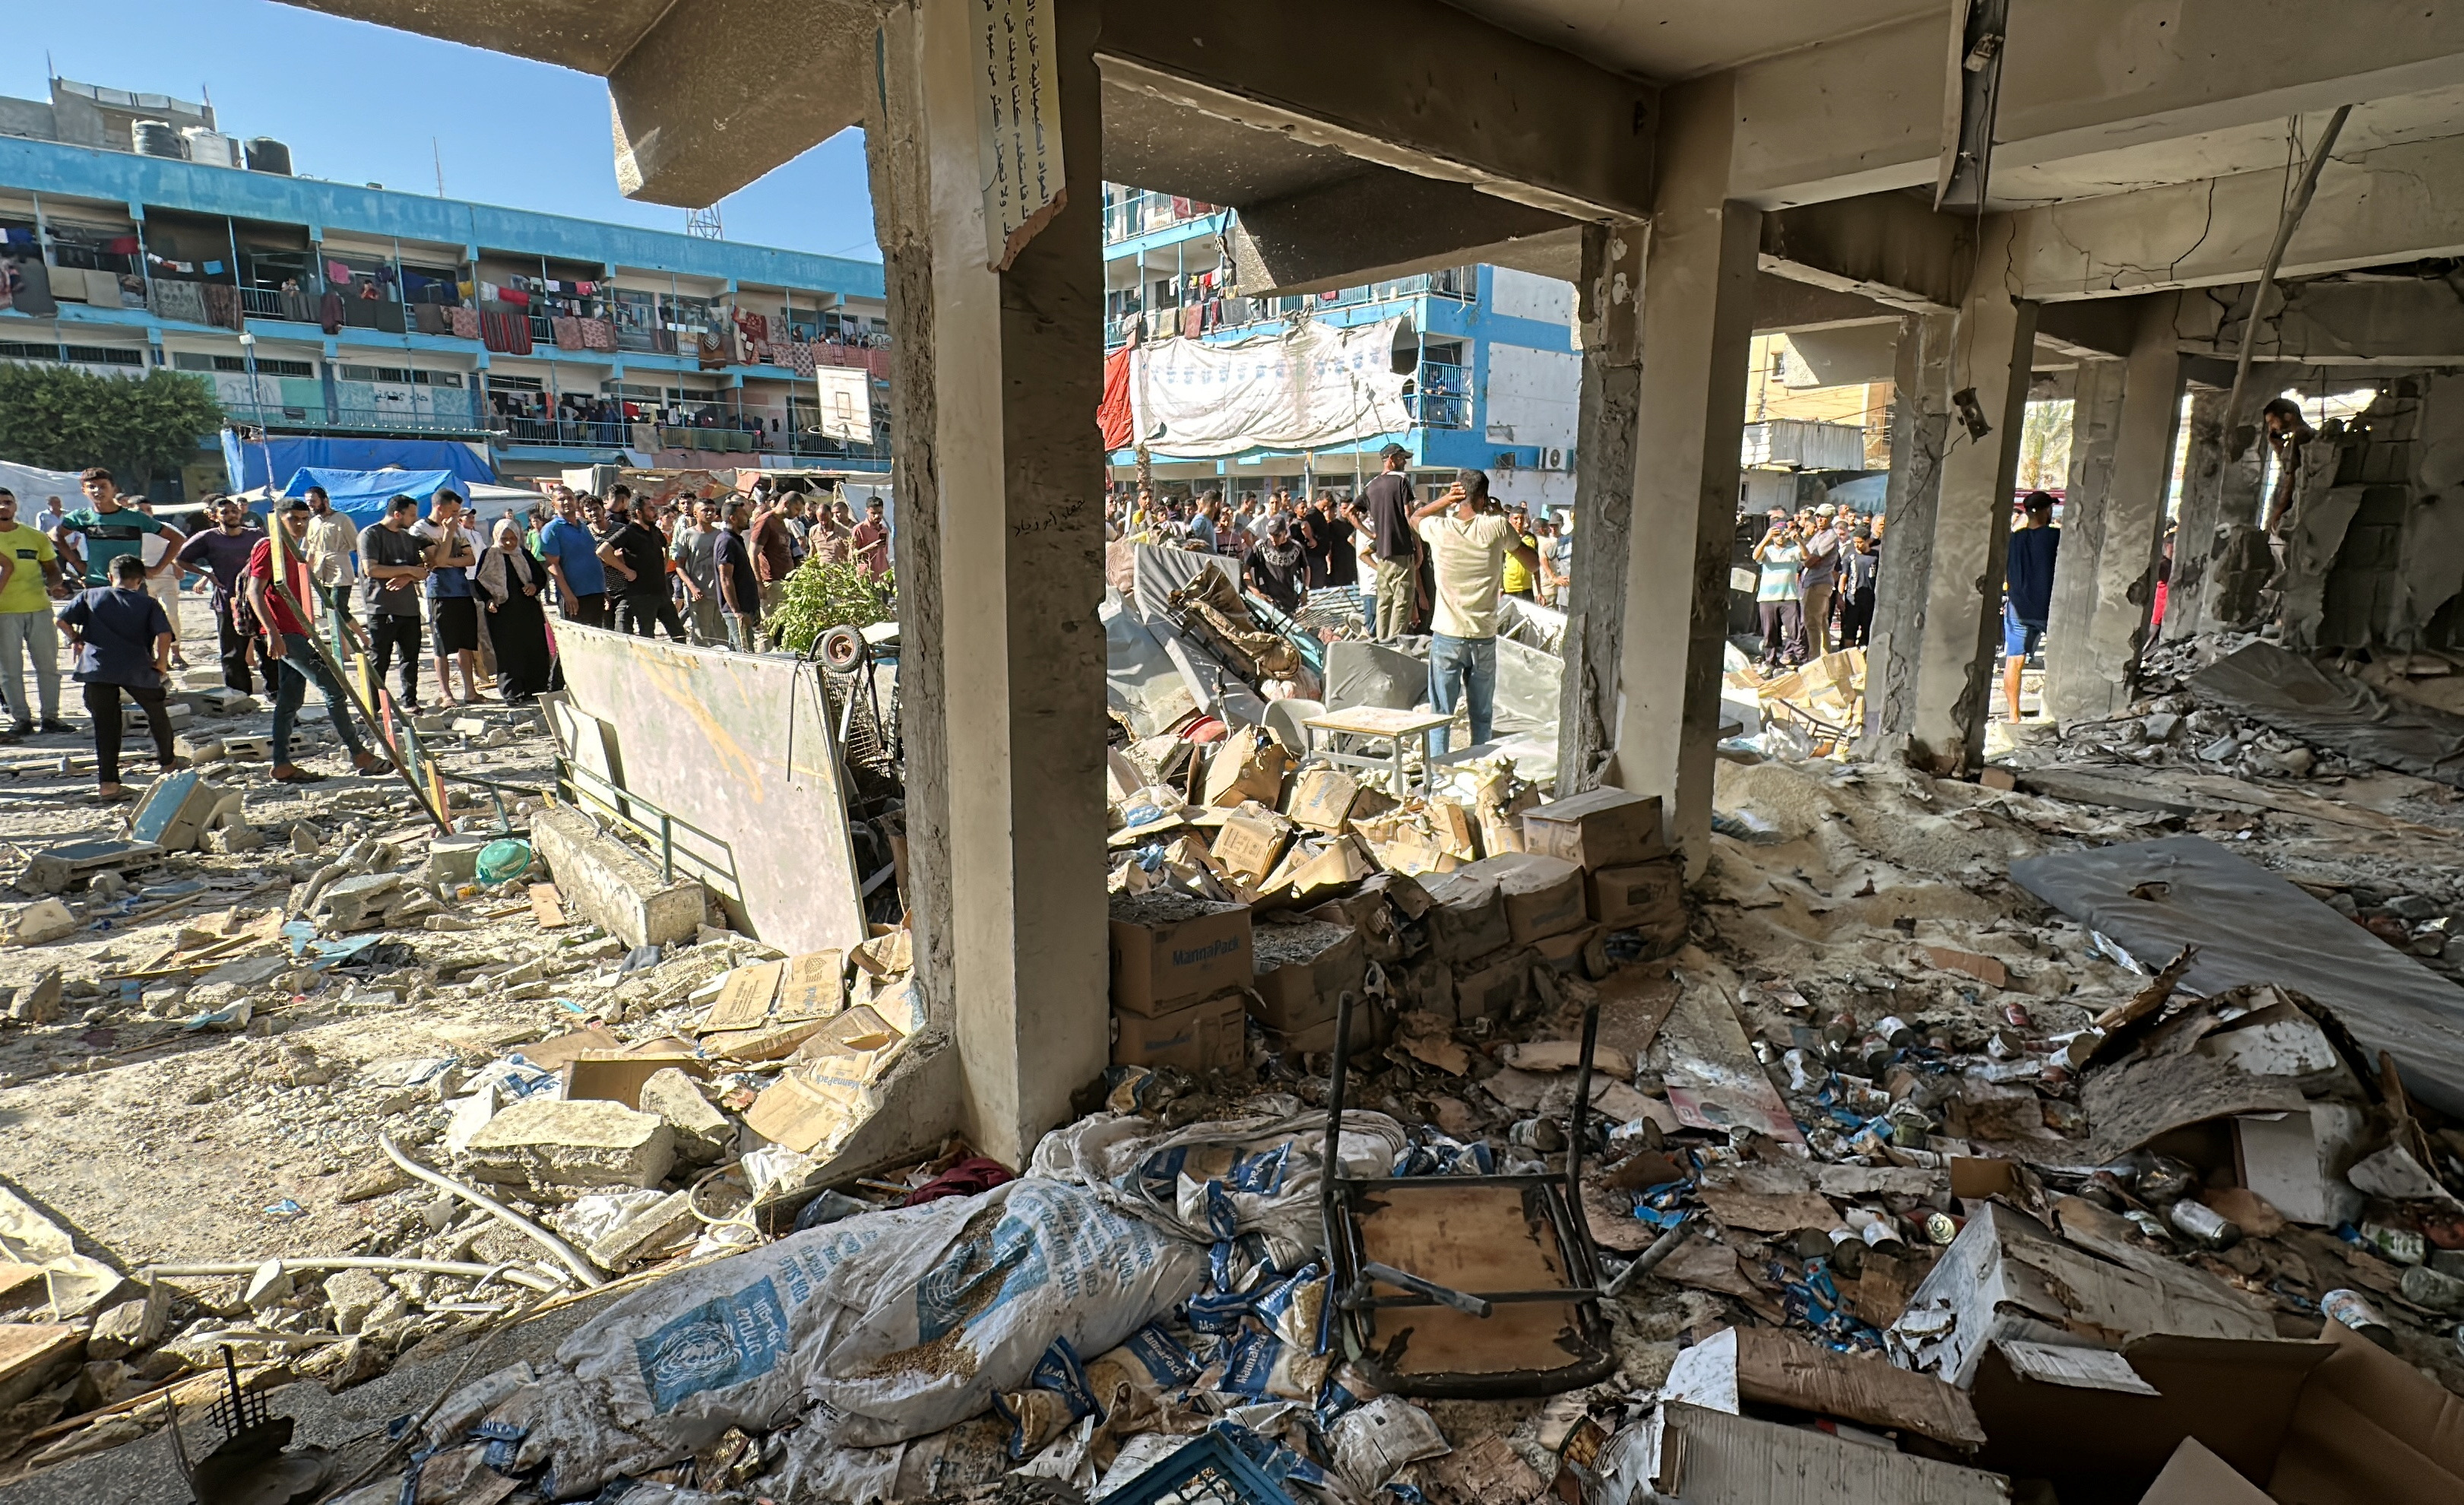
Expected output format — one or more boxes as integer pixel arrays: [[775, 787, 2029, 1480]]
[[2010, 834, 2464, 1117], [1131, 542, 1240, 620], [2190, 641, 2464, 786], [556, 623, 866, 957], [1104, 600, 1202, 737], [1325, 640, 1426, 713]]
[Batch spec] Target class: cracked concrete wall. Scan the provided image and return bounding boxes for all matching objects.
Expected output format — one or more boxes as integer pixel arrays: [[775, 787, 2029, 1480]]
[[2278, 376, 2464, 650]]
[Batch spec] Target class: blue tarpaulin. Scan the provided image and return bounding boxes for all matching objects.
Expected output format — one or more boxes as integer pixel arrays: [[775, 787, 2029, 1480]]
[[277, 467, 465, 524], [220, 433, 494, 494]]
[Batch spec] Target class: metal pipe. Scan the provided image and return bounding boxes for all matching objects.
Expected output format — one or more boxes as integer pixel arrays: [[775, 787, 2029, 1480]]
[[1601, 1217, 1694, 1301], [379, 1135, 606, 1288], [139, 1256, 562, 1293], [2222, 106, 2353, 469]]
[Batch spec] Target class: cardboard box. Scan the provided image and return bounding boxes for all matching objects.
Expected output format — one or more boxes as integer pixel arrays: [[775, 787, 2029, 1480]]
[[1889, 1204, 2274, 1390], [1278, 1004, 1379, 1056], [566, 1050, 711, 1110], [1109, 893, 1255, 1015], [1659, 1326, 1984, 1449], [1522, 787, 1664, 870], [2233, 1103, 2367, 1227], [1461, 852, 1588, 943], [1278, 835, 1378, 904], [1588, 857, 1679, 924], [1420, 872, 1512, 960], [1452, 946, 1531, 1022], [1203, 727, 1292, 808], [1250, 922, 1364, 1032], [1970, 1321, 2464, 1505], [1112, 988, 1246, 1072], [1607, 1402, 2007, 1505], [1528, 922, 1601, 974], [744, 1070, 854, 1155], [1284, 766, 1361, 832], [1212, 811, 1292, 882]]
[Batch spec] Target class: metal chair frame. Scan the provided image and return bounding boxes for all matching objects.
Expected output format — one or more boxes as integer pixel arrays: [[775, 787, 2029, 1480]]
[[1319, 990, 1617, 1398]]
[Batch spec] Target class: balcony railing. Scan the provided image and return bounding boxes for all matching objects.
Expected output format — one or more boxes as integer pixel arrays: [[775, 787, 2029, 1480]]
[[222, 402, 490, 438], [1103, 189, 1221, 245]]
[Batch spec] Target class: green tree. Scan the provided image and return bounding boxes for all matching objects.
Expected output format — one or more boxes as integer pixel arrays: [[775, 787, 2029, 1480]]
[[767, 557, 897, 656], [0, 363, 222, 492]]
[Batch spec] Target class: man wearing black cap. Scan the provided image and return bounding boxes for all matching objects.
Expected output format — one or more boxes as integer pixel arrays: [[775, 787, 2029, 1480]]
[[1358, 443, 1418, 639]]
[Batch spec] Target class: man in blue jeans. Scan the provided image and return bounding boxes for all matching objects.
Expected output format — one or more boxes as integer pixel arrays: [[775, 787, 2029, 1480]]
[[2003, 490, 2061, 722], [245, 499, 391, 784], [1411, 471, 1541, 757]]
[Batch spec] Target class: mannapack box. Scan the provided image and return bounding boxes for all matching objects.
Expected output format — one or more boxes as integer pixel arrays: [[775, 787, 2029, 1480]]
[[1108, 895, 1255, 1015], [1112, 989, 1246, 1072], [1522, 787, 1664, 870]]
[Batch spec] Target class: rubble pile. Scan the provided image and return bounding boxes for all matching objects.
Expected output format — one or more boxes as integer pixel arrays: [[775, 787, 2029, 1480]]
[[4, 589, 2463, 1500]]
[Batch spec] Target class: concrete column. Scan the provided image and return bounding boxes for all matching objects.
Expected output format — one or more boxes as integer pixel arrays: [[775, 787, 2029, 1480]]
[[869, 0, 1110, 1166], [2041, 356, 2127, 721], [2164, 373, 2279, 641], [1861, 310, 1954, 753], [2160, 388, 2228, 642], [1604, 77, 1761, 873], [2045, 296, 2184, 725], [1556, 220, 1645, 796], [1907, 217, 2038, 772]]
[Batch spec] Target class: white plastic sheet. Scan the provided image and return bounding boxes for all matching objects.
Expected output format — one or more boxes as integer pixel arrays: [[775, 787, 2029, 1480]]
[[1132, 320, 1414, 460]]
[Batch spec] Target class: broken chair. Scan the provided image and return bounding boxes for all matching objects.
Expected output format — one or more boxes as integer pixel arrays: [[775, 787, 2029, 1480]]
[[1319, 991, 1617, 1397]]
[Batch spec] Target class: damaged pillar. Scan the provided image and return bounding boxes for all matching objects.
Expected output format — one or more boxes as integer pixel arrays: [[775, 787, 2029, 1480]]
[[2040, 356, 2124, 723], [1556, 220, 1645, 796], [1604, 77, 1760, 874], [868, 0, 1110, 1165], [1861, 309, 1955, 754], [1907, 217, 2038, 772], [2044, 296, 2184, 726]]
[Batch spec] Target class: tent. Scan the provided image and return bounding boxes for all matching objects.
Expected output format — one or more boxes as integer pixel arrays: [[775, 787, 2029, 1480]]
[[267, 468, 544, 529], [220, 432, 495, 494]]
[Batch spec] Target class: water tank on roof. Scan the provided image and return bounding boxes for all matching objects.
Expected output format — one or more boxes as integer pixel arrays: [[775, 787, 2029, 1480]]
[[245, 138, 293, 176], [132, 120, 184, 159], [181, 128, 238, 169]]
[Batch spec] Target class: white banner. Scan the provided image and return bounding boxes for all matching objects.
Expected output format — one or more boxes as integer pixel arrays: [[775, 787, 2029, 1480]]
[[813, 366, 873, 442], [973, 0, 1066, 271], [1131, 317, 1414, 460]]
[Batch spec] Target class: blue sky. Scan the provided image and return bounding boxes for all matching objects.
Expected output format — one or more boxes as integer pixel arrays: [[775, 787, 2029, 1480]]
[[9, 0, 882, 260]]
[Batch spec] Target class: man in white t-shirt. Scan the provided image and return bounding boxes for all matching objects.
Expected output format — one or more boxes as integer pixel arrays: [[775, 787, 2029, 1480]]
[[135, 501, 191, 671], [1410, 470, 1539, 756]]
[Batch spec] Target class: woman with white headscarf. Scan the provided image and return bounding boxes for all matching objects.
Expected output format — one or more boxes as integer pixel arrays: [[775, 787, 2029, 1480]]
[[473, 515, 557, 702]]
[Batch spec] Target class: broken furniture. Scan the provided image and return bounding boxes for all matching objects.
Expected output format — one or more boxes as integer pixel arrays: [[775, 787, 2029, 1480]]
[[166, 1345, 333, 1505], [1298, 705, 1452, 798], [2010, 833, 2464, 1117], [1320, 990, 1615, 1397]]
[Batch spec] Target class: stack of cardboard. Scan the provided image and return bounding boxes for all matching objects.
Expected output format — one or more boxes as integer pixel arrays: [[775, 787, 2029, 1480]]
[[1108, 890, 1254, 1072], [1521, 787, 1686, 957]]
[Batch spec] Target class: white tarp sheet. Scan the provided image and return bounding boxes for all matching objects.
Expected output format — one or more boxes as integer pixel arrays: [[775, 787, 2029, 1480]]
[[0, 459, 86, 506], [1132, 318, 1413, 459]]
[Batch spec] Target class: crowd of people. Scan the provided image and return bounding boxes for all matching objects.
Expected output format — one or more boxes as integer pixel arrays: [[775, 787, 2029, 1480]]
[[0, 467, 891, 799], [1110, 447, 1574, 629], [1749, 501, 1883, 671], [1112, 445, 1559, 756]]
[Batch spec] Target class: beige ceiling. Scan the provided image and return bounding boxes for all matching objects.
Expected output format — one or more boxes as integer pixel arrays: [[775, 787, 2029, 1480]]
[[1439, 0, 1940, 81], [1990, 90, 2464, 208]]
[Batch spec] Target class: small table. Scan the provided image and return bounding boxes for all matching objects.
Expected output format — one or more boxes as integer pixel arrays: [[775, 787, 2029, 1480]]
[[1300, 705, 1453, 795]]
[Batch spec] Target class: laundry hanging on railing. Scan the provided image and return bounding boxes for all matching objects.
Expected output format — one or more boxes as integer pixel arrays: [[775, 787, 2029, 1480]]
[[1126, 315, 1416, 458]]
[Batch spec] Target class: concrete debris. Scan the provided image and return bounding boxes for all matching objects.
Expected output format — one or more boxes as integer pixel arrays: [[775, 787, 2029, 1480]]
[[7, 595, 2464, 1505]]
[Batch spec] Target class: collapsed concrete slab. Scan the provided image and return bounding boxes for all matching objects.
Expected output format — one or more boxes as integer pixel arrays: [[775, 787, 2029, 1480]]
[[530, 804, 705, 950]]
